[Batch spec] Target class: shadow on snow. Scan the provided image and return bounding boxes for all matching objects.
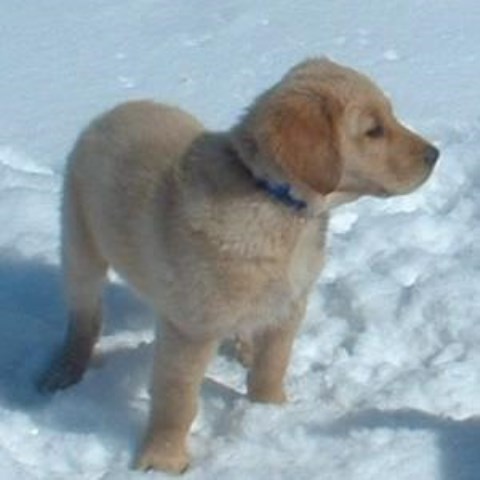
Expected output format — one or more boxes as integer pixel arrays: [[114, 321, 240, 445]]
[[326, 408, 480, 480]]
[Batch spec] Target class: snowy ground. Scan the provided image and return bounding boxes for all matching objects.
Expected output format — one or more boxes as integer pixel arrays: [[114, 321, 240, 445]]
[[1, 1, 480, 479]]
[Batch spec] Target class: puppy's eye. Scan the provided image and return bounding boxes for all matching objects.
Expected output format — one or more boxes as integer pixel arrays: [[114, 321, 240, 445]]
[[365, 125, 385, 139]]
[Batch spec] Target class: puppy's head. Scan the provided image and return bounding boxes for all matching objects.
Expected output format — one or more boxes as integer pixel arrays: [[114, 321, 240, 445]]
[[233, 58, 438, 203]]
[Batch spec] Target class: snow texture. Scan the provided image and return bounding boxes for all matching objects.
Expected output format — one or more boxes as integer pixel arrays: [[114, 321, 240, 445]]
[[1, 1, 480, 479]]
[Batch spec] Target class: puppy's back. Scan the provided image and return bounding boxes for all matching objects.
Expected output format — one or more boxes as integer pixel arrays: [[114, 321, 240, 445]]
[[69, 100, 204, 177], [63, 101, 205, 289]]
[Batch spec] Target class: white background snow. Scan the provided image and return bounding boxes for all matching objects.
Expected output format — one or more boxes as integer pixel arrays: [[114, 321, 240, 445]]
[[1, 1, 480, 479]]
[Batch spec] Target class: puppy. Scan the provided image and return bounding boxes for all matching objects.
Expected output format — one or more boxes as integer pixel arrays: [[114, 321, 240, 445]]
[[40, 58, 439, 473]]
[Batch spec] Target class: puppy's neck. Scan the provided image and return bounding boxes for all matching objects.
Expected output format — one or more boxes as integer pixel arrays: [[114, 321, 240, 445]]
[[229, 142, 327, 217]]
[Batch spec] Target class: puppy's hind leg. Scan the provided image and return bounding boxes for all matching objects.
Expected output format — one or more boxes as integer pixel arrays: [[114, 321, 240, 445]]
[[40, 180, 107, 392]]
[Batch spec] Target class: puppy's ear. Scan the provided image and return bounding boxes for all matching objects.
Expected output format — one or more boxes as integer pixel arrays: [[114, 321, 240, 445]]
[[257, 93, 342, 195]]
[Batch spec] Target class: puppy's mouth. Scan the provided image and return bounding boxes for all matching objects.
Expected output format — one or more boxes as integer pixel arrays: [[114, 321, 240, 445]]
[[388, 147, 439, 195], [389, 164, 436, 196], [368, 184, 391, 197], [340, 177, 391, 198], [373, 158, 438, 196], [337, 164, 435, 199]]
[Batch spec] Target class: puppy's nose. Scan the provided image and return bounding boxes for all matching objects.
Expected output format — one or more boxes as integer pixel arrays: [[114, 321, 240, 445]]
[[424, 145, 440, 167]]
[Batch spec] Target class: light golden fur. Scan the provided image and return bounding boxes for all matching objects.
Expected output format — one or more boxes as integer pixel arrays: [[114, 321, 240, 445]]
[[40, 58, 438, 473]]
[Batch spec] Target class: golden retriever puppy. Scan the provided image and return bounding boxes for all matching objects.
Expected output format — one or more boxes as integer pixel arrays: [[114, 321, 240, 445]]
[[40, 58, 439, 473]]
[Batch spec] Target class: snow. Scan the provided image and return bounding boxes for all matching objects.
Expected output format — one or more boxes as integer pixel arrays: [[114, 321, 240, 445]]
[[1, 1, 480, 479]]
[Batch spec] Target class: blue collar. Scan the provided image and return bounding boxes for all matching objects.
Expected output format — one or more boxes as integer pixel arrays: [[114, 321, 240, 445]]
[[255, 178, 307, 211], [228, 143, 307, 212]]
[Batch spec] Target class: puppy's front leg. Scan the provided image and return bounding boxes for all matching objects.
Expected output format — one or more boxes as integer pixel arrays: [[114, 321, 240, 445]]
[[136, 322, 217, 473], [247, 303, 305, 404]]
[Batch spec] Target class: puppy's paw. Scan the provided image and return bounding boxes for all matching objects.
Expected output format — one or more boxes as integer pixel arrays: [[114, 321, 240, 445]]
[[135, 443, 189, 474], [38, 353, 87, 393], [247, 379, 288, 405]]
